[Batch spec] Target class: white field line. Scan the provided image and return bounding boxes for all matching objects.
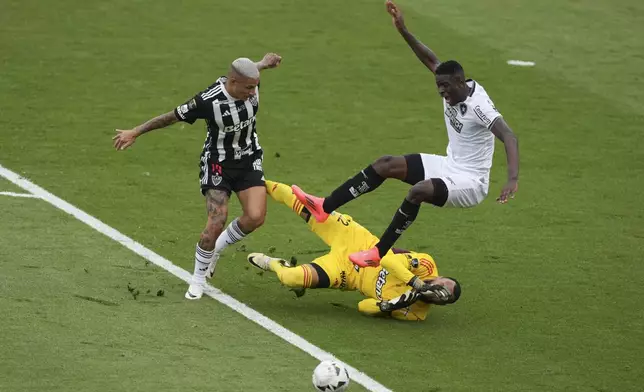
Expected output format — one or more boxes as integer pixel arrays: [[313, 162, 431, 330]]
[[507, 59, 536, 67], [0, 163, 392, 392], [0, 191, 40, 198]]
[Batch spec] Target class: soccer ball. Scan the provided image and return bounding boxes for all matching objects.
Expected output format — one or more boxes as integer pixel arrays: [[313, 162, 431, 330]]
[[312, 360, 350, 391]]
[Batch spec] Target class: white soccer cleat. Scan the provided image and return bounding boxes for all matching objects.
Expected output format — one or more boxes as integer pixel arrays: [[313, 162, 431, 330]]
[[185, 281, 204, 300], [247, 253, 293, 271], [247, 253, 272, 270], [206, 253, 221, 280]]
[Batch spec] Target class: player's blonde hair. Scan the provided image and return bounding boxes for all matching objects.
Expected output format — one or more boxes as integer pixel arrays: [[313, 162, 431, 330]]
[[230, 57, 260, 79]]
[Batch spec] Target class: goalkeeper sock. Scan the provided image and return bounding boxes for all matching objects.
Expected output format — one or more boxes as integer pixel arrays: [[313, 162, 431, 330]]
[[214, 218, 246, 254], [375, 198, 421, 258], [270, 262, 312, 288], [266, 180, 305, 215], [192, 244, 216, 284], [322, 165, 385, 213]]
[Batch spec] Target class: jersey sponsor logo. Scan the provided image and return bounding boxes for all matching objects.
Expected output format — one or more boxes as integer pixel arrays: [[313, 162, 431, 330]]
[[233, 146, 254, 160], [222, 116, 256, 133], [445, 106, 463, 133], [176, 104, 189, 119], [474, 105, 491, 125], [188, 99, 197, 110], [339, 271, 347, 290], [252, 158, 263, 172], [375, 269, 389, 300]]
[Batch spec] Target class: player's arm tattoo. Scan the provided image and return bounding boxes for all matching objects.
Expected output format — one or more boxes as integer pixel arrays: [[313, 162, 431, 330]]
[[490, 118, 520, 181], [199, 189, 229, 249], [133, 111, 179, 136], [399, 29, 441, 73]]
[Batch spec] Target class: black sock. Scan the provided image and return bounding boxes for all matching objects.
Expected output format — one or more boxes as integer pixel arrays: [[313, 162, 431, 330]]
[[322, 165, 385, 213], [375, 199, 421, 258]]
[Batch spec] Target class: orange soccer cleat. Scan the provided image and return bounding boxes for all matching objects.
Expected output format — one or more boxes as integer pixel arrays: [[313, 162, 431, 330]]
[[291, 185, 330, 223], [349, 247, 382, 268]]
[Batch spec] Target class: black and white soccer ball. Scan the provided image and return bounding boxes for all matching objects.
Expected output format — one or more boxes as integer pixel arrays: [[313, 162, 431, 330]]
[[312, 360, 350, 392]]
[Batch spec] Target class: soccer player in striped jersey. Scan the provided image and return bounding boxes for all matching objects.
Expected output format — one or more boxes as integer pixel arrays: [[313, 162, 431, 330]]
[[293, 0, 519, 267], [247, 180, 461, 321], [113, 53, 282, 299]]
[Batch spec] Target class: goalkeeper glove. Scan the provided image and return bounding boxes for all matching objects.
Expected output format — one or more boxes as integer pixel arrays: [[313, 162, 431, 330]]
[[408, 276, 432, 292], [408, 276, 452, 304], [378, 289, 420, 312]]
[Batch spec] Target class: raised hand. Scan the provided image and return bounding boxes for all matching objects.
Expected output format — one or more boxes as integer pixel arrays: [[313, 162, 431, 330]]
[[259, 53, 282, 69], [385, 0, 406, 31]]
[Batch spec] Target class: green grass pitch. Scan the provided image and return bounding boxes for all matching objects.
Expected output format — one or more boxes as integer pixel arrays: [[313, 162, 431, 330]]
[[1, 0, 643, 390]]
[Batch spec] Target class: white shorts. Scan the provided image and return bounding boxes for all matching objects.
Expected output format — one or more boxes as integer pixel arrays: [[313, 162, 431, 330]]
[[419, 154, 489, 208]]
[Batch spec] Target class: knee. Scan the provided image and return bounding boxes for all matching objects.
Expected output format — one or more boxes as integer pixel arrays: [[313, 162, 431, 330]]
[[372, 155, 398, 177], [243, 209, 266, 231], [408, 181, 434, 204]]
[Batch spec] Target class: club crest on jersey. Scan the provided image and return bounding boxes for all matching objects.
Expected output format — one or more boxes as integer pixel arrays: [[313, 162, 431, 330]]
[[459, 103, 468, 116], [411, 258, 419, 268], [211, 173, 222, 186]]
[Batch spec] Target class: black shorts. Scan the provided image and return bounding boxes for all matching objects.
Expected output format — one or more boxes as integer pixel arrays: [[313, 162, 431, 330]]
[[199, 150, 265, 196]]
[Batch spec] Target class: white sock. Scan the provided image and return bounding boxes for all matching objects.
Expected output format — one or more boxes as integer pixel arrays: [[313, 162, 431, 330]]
[[192, 244, 216, 284], [214, 218, 247, 254]]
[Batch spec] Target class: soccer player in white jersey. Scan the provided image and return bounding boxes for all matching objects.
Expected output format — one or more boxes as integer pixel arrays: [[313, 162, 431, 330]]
[[113, 53, 282, 299], [293, 0, 519, 267]]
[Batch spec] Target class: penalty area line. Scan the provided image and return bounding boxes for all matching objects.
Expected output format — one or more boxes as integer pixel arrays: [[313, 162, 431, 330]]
[[0, 163, 393, 392]]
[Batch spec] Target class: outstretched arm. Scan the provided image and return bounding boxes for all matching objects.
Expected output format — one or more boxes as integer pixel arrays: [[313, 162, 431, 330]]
[[113, 111, 179, 151], [256, 53, 282, 71], [358, 298, 427, 321], [490, 118, 519, 203], [386, 0, 440, 73]]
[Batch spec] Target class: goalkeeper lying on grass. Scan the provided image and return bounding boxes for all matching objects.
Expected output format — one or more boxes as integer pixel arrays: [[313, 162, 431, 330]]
[[247, 180, 461, 321]]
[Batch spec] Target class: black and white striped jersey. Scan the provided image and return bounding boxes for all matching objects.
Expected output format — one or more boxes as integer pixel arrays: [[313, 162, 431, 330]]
[[174, 76, 260, 162]]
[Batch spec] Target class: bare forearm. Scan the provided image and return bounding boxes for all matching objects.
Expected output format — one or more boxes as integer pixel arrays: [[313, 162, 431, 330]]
[[134, 111, 178, 136], [399, 28, 440, 73], [504, 136, 519, 180]]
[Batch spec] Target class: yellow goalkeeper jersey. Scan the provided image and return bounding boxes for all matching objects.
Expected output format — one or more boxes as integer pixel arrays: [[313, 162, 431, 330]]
[[307, 211, 439, 320]]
